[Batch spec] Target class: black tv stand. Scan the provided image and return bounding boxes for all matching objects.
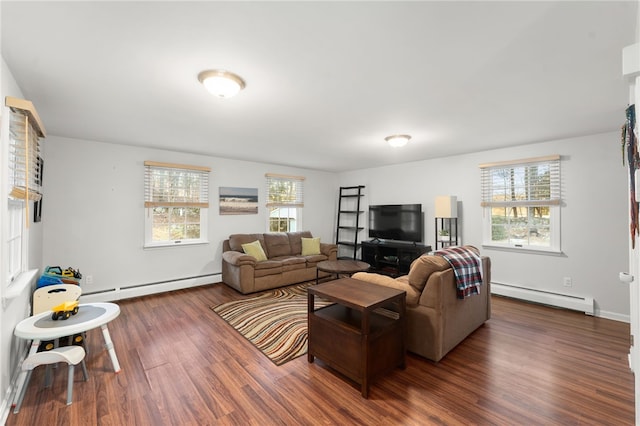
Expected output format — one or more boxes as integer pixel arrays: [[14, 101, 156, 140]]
[[361, 240, 431, 277]]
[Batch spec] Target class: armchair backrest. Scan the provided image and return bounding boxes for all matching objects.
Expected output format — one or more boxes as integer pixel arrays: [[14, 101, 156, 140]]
[[407, 255, 450, 291]]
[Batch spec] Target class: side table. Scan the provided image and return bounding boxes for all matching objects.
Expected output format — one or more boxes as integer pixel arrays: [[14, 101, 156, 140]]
[[307, 277, 406, 398], [315, 259, 370, 284]]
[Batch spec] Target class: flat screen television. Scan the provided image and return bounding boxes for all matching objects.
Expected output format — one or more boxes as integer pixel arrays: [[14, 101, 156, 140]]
[[368, 204, 423, 243]]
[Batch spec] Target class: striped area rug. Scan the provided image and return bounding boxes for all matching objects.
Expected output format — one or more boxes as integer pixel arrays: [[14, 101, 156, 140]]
[[212, 283, 333, 366]]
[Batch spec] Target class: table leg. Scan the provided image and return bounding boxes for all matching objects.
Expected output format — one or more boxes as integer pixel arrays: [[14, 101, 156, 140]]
[[100, 324, 121, 373], [12, 339, 40, 407], [362, 311, 370, 398], [307, 292, 315, 363], [399, 296, 407, 369]]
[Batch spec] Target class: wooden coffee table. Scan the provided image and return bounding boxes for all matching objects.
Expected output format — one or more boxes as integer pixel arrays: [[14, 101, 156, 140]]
[[316, 259, 370, 284], [307, 277, 406, 398]]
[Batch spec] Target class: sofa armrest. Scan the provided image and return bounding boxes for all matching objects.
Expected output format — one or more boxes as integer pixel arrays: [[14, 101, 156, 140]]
[[418, 269, 450, 309], [352, 273, 419, 305], [222, 250, 258, 294], [320, 243, 338, 260], [352, 272, 399, 287], [222, 250, 257, 267]]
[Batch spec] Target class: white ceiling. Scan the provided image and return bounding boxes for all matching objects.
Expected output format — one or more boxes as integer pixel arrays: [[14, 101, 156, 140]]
[[1, 1, 637, 172]]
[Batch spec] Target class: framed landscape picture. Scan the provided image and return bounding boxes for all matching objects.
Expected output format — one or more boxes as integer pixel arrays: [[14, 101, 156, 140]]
[[219, 187, 258, 215]]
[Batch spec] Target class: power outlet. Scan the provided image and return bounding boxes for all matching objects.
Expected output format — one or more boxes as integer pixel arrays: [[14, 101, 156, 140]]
[[85, 275, 94, 285], [563, 277, 572, 287]]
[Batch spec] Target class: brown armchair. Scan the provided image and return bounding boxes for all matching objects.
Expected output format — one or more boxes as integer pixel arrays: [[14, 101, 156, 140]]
[[352, 246, 491, 362]]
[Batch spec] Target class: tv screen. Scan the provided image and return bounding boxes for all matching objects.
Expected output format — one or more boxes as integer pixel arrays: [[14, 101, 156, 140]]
[[368, 204, 423, 242]]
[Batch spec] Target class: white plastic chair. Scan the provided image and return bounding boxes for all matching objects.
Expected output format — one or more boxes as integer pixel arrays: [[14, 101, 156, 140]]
[[33, 284, 82, 315], [13, 346, 88, 412], [13, 284, 87, 412], [34, 284, 86, 348]]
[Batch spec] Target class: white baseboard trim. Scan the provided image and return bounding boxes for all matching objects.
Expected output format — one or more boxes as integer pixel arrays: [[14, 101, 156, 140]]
[[79, 273, 221, 303], [596, 310, 630, 323], [1, 386, 13, 426]]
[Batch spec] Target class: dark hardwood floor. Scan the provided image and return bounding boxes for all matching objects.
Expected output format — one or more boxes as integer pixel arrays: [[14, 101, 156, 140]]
[[6, 282, 635, 425]]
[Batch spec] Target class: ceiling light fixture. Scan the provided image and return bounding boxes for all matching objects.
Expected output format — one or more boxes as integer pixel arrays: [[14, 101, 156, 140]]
[[385, 134, 411, 148], [198, 70, 246, 98]]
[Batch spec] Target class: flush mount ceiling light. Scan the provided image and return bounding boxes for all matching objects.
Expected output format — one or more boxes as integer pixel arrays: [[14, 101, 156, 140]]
[[385, 134, 411, 148], [198, 70, 246, 98]]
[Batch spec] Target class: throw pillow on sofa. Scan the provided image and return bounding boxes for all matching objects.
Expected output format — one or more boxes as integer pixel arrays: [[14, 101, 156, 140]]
[[242, 240, 268, 261], [301, 237, 321, 256]]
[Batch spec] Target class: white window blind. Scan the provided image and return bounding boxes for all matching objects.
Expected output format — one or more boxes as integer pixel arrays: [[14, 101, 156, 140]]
[[479, 155, 561, 251], [480, 155, 561, 207], [7, 97, 45, 204], [144, 161, 210, 208], [144, 161, 210, 247], [266, 173, 305, 207]]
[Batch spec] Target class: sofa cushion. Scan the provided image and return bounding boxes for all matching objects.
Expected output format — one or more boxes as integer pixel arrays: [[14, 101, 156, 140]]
[[229, 233, 266, 253], [352, 272, 419, 306], [241, 240, 268, 262], [275, 256, 307, 272], [407, 255, 450, 292], [254, 260, 283, 270], [254, 260, 283, 278], [301, 237, 321, 256], [271, 256, 306, 266], [303, 254, 328, 265], [264, 233, 292, 258], [287, 231, 314, 254]]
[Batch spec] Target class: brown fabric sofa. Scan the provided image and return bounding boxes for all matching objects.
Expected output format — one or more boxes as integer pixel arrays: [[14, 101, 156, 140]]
[[352, 246, 491, 362], [222, 231, 338, 294]]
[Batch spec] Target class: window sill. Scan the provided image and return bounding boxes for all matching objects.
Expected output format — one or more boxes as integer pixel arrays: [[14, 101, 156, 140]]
[[2, 269, 39, 308], [482, 244, 564, 256], [144, 240, 209, 249]]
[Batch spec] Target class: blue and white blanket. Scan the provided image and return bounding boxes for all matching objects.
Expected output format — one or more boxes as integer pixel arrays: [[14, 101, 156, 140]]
[[434, 246, 483, 299]]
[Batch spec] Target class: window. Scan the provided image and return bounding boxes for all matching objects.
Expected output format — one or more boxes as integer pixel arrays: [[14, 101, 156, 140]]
[[266, 173, 304, 232], [5, 97, 45, 286], [7, 200, 24, 283], [144, 161, 210, 247], [480, 155, 561, 252]]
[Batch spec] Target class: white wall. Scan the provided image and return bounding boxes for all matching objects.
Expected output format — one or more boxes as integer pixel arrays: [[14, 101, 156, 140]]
[[340, 131, 629, 320], [42, 136, 338, 295], [0, 58, 45, 422]]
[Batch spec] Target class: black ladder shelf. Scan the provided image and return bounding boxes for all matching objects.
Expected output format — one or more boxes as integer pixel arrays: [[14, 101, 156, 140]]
[[335, 185, 365, 260]]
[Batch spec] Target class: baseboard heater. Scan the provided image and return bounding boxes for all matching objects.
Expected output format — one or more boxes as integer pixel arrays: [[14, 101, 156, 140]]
[[80, 273, 221, 303], [491, 281, 594, 316]]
